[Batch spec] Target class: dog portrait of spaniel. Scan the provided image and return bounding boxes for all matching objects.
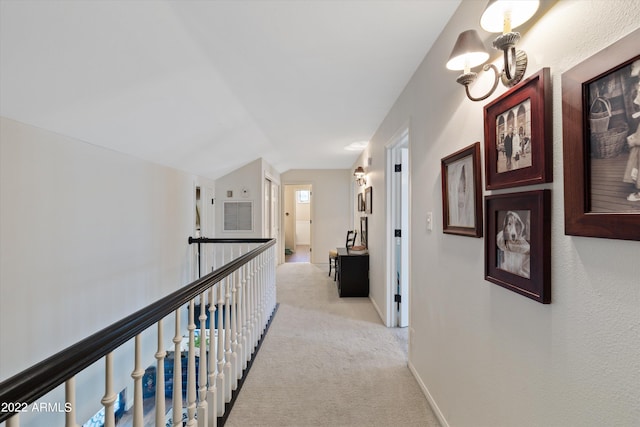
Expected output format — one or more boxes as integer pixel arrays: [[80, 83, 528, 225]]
[[496, 210, 531, 278]]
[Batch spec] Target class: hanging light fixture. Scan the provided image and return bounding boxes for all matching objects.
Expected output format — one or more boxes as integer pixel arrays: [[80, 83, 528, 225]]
[[447, 0, 540, 101]]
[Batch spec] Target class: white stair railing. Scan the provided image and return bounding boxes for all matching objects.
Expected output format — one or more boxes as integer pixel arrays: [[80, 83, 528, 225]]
[[0, 238, 276, 427]]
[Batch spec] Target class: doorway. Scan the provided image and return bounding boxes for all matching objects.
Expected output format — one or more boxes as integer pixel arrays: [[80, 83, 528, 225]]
[[386, 127, 410, 328], [284, 184, 312, 263], [194, 183, 214, 279]]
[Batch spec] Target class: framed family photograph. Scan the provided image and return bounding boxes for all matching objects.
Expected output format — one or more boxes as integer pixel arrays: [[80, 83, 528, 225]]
[[485, 190, 551, 304], [562, 29, 640, 241], [441, 142, 483, 237], [364, 186, 372, 214], [484, 68, 552, 190]]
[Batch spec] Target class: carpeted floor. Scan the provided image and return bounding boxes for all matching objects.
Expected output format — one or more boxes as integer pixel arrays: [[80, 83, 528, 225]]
[[225, 262, 441, 427]]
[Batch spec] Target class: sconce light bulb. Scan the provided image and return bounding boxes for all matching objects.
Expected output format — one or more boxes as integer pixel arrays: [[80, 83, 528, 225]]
[[503, 9, 512, 34]]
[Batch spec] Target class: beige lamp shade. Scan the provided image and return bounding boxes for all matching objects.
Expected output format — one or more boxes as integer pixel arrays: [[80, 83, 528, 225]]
[[446, 29, 489, 71], [480, 0, 540, 33]]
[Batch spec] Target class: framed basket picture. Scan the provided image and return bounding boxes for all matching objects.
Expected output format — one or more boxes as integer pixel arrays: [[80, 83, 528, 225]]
[[562, 29, 640, 241], [441, 142, 483, 237], [485, 190, 551, 304], [484, 68, 552, 190]]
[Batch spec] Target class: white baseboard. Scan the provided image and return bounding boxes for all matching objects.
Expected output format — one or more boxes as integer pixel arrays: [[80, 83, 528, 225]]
[[369, 295, 387, 326], [408, 360, 449, 427]]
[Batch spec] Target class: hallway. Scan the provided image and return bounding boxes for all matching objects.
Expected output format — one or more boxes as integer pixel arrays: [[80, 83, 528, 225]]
[[225, 263, 440, 427], [285, 245, 311, 263]]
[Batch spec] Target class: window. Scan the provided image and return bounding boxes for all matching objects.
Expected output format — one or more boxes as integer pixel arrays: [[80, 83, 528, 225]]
[[296, 190, 310, 203]]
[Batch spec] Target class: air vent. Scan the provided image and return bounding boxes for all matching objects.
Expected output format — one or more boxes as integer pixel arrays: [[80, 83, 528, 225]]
[[223, 201, 253, 231]]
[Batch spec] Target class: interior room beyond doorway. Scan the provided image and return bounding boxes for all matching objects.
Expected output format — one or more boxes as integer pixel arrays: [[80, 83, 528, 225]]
[[284, 184, 312, 263]]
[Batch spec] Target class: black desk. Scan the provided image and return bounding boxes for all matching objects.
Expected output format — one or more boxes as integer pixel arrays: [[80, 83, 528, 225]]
[[336, 247, 369, 297]]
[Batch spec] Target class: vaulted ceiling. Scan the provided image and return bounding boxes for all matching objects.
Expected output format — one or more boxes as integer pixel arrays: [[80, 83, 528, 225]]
[[1, 0, 460, 179]]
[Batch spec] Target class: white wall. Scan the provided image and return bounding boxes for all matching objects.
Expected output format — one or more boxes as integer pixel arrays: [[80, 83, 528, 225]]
[[281, 170, 351, 264], [214, 158, 281, 240], [214, 158, 263, 238], [0, 117, 214, 425], [362, 1, 640, 426]]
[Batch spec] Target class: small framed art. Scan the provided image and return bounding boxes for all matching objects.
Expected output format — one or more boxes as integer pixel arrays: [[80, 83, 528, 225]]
[[484, 68, 552, 190], [364, 186, 372, 214], [441, 142, 483, 237], [485, 190, 551, 304]]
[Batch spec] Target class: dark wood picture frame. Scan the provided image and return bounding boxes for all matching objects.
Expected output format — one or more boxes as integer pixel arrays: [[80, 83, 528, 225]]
[[485, 190, 551, 304], [360, 216, 368, 248], [441, 142, 483, 237], [562, 29, 640, 241], [484, 68, 552, 190], [364, 186, 372, 214]]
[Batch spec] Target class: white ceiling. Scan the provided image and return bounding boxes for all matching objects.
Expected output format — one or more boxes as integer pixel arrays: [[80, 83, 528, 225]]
[[0, 0, 460, 179]]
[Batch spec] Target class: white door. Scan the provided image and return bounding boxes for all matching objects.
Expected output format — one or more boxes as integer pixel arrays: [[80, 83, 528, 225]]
[[387, 128, 410, 328]]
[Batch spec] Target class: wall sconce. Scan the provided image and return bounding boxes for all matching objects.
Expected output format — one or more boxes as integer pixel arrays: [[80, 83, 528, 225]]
[[354, 166, 367, 186], [446, 0, 539, 101]]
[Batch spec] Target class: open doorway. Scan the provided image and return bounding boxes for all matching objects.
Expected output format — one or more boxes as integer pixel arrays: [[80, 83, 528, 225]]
[[284, 184, 312, 263], [386, 127, 410, 328]]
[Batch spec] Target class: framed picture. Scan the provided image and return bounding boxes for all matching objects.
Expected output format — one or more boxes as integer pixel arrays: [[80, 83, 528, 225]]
[[562, 29, 640, 241], [360, 216, 368, 248], [364, 186, 372, 214], [357, 193, 364, 212], [441, 142, 483, 237], [484, 68, 552, 190], [485, 190, 551, 304]]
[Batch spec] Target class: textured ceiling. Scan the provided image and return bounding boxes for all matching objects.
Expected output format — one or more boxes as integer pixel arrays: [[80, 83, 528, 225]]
[[1, 0, 461, 179]]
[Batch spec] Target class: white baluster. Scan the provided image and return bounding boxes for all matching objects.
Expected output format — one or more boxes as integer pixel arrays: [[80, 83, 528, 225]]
[[235, 262, 244, 379], [224, 274, 233, 402], [251, 258, 258, 352], [241, 262, 249, 369], [198, 293, 208, 426], [207, 286, 218, 427], [257, 253, 264, 338], [229, 270, 239, 391], [131, 334, 144, 427], [186, 300, 197, 426], [65, 377, 79, 427], [6, 414, 19, 427], [244, 260, 253, 362], [155, 320, 167, 427], [172, 308, 183, 427], [101, 353, 116, 427], [216, 281, 226, 416]]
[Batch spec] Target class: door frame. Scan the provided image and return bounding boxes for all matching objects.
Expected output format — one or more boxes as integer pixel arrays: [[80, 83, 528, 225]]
[[385, 124, 410, 327], [282, 183, 313, 263]]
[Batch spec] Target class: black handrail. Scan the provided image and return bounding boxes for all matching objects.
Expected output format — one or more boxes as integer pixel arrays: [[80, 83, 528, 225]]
[[0, 238, 276, 423]]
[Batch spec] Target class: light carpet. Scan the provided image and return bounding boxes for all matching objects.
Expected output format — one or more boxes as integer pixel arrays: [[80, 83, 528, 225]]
[[225, 262, 441, 427]]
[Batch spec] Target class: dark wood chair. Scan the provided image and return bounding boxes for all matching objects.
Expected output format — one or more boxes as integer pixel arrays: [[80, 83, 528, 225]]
[[329, 230, 357, 279]]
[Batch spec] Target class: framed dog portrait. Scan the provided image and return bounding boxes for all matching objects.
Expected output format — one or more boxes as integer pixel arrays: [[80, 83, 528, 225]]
[[441, 142, 483, 237], [485, 190, 551, 304], [562, 28, 640, 241], [484, 68, 552, 190]]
